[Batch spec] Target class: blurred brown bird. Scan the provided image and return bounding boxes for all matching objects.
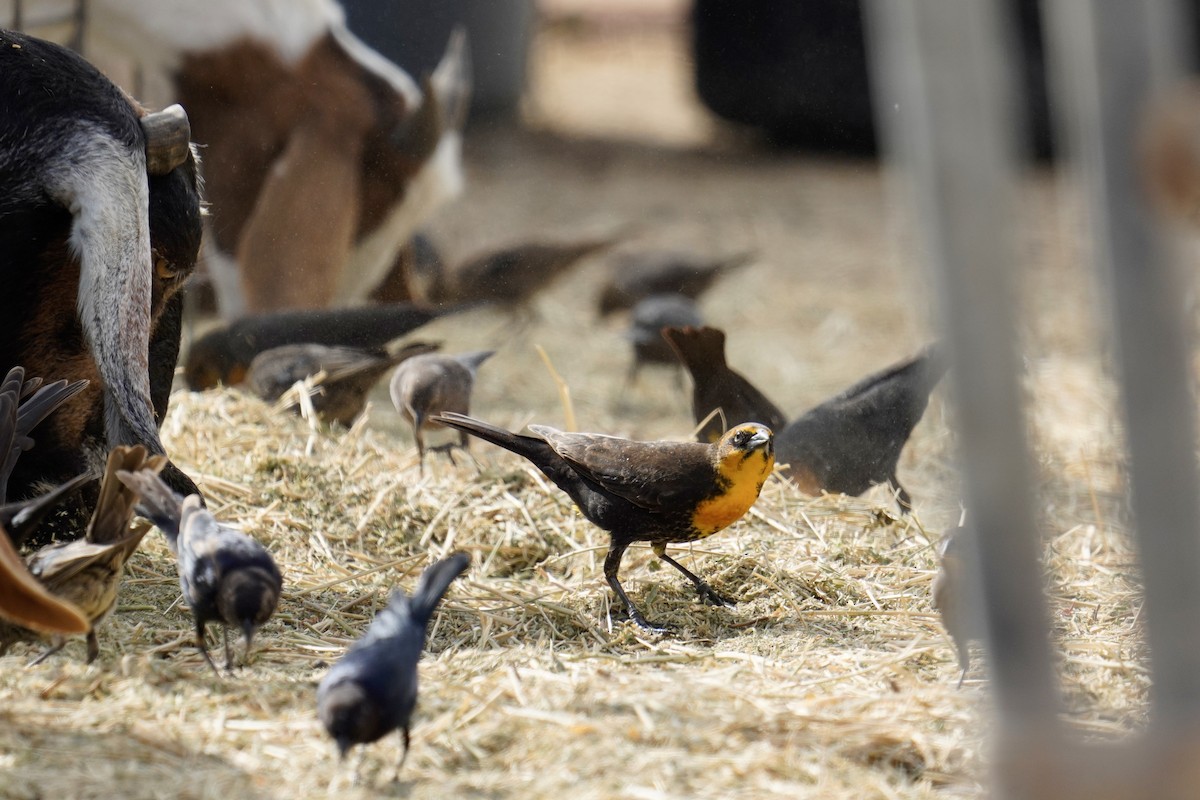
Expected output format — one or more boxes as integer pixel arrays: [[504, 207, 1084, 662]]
[[663, 326, 788, 442], [774, 344, 947, 512], [0, 445, 165, 663], [598, 249, 755, 317], [389, 350, 496, 470], [426, 236, 621, 312], [185, 303, 463, 391], [666, 327, 945, 512], [431, 412, 774, 630], [245, 340, 440, 427], [932, 526, 983, 688], [0, 523, 89, 637], [625, 295, 704, 383]]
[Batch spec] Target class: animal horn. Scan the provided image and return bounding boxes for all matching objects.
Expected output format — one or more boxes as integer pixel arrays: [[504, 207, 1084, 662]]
[[142, 104, 191, 176]]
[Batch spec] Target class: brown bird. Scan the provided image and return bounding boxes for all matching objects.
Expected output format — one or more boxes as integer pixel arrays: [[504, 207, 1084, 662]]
[[431, 412, 774, 630], [0, 445, 165, 663], [389, 350, 496, 470], [0, 523, 89, 637], [598, 249, 755, 317], [932, 525, 983, 688], [185, 303, 464, 390], [625, 295, 704, 383], [774, 344, 947, 512], [245, 340, 440, 426], [428, 236, 621, 312], [663, 326, 788, 442]]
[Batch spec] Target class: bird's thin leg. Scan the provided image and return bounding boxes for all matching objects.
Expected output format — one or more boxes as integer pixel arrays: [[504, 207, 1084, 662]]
[[223, 627, 235, 672], [603, 542, 664, 632], [956, 667, 968, 690], [85, 629, 100, 663], [195, 623, 221, 677], [653, 545, 735, 607], [414, 425, 426, 476], [392, 726, 411, 782], [27, 637, 66, 667], [889, 472, 913, 514]]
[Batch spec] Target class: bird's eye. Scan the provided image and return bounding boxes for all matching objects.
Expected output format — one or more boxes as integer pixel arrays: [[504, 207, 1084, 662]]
[[155, 256, 178, 280]]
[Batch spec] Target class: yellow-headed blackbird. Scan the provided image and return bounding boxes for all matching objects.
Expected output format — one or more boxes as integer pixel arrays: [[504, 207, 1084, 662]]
[[319, 552, 469, 766], [0, 445, 165, 663], [184, 303, 458, 390], [626, 295, 704, 384], [389, 350, 496, 470], [932, 526, 983, 687], [118, 469, 282, 673], [598, 249, 755, 317], [775, 344, 946, 512], [663, 326, 788, 442], [245, 340, 439, 427], [427, 236, 621, 311], [431, 412, 774, 630]]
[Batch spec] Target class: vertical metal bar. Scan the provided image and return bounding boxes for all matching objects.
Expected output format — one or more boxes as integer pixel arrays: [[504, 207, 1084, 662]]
[[1043, 0, 1200, 727], [864, 0, 1061, 734]]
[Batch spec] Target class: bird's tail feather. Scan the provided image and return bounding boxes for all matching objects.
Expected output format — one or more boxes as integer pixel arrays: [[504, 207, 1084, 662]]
[[407, 552, 470, 625], [663, 325, 728, 373], [429, 412, 547, 462], [116, 469, 185, 549]]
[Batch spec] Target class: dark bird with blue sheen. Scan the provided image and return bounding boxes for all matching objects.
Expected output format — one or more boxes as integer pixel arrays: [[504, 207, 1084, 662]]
[[318, 552, 470, 767]]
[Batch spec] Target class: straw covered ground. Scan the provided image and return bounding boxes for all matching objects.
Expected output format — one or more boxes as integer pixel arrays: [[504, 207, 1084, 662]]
[[0, 16, 1148, 800]]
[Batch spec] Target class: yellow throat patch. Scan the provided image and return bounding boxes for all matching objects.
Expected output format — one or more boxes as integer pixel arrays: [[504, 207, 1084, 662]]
[[691, 447, 775, 536]]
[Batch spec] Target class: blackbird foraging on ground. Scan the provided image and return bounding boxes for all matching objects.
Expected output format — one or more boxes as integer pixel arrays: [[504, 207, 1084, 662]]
[[245, 340, 440, 426], [431, 413, 774, 630], [666, 327, 945, 512], [426, 236, 621, 313], [774, 344, 947, 512], [0, 445, 164, 663], [625, 295, 704, 384], [118, 470, 283, 673], [184, 303, 465, 390], [389, 350, 496, 470], [318, 552, 470, 768], [663, 326, 788, 442], [932, 526, 983, 688], [598, 249, 755, 317]]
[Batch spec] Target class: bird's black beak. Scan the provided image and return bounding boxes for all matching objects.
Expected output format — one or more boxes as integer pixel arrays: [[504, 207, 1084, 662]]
[[337, 737, 352, 760]]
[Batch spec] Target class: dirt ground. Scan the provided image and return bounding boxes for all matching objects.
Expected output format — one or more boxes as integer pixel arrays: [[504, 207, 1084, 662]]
[[0, 12, 1145, 800]]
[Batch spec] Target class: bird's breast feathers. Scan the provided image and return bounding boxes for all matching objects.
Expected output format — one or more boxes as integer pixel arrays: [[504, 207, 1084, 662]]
[[690, 448, 774, 535]]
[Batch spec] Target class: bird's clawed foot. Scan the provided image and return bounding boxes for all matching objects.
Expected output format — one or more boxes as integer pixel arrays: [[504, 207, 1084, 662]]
[[609, 604, 670, 635], [694, 581, 736, 608]]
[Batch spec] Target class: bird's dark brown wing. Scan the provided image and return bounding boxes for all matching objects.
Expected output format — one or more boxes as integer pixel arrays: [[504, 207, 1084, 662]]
[[527, 426, 715, 511]]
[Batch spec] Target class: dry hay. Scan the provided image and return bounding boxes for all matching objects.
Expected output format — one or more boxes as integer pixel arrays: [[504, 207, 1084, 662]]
[[0, 25, 1151, 800]]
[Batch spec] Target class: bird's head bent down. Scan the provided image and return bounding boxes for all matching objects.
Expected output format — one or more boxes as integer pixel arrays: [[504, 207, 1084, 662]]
[[217, 566, 282, 649], [693, 423, 775, 536]]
